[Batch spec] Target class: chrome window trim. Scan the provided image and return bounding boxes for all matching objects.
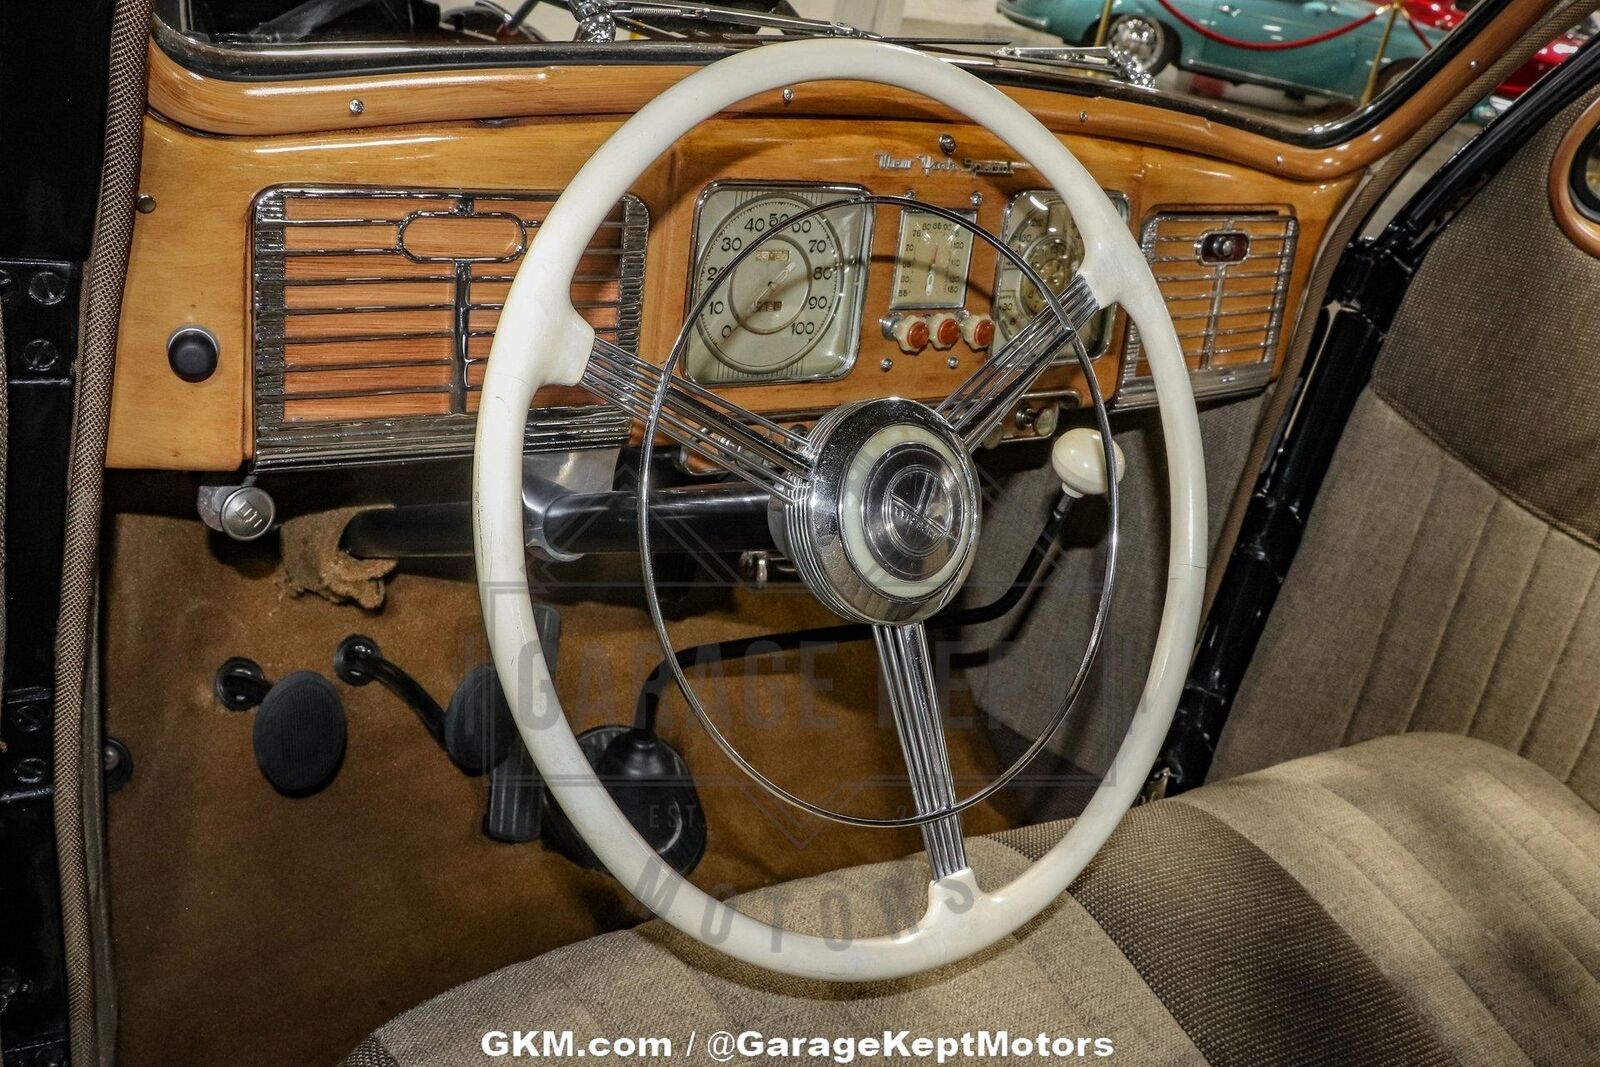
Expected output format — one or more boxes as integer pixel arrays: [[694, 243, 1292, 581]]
[[250, 184, 647, 470]]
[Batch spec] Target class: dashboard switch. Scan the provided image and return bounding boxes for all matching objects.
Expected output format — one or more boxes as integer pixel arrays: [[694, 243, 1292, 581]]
[[959, 312, 995, 350], [928, 312, 961, 350], [886, 314, 930, 354], [167, 325, 219, 383]]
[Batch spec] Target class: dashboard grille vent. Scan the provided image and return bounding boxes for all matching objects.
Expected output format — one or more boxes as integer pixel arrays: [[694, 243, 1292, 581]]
[[251, 186, 647, 469], [1118, 211, 1297, 408]]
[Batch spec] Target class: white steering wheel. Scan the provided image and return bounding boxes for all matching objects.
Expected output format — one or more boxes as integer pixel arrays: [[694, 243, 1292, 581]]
[[474, 39, 1205, 982]]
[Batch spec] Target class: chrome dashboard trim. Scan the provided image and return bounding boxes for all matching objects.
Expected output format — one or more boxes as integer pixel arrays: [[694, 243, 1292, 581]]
[[1115, 210, 1297, 409], [250, 184, 646, 470]]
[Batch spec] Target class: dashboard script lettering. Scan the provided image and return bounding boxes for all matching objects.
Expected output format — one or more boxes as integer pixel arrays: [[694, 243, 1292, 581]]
[[874, 152, 1027, 176]]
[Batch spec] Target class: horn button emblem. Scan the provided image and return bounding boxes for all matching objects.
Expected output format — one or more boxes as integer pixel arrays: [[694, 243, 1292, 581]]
[[867, 447, 963, 580], [777, 398, 980, 626]]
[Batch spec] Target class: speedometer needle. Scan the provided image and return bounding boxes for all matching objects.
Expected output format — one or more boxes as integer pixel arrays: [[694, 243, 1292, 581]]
[[743, 261, 796, 320]]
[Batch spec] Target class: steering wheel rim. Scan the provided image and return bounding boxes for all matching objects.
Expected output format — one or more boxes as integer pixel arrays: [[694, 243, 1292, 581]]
[[474, 39, 1206, 982]]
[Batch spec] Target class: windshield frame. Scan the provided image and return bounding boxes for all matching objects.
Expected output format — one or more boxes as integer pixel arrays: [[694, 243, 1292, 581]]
[[151, 0, 1522, 149]]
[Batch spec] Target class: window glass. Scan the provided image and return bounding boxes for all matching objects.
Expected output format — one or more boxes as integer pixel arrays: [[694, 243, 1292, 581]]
[[1573, 122, 1600, 222], [154, 0, 1592, 130]]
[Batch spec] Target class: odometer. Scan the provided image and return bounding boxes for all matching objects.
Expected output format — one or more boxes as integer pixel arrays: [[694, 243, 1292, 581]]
[[686, 183, 871, 385]]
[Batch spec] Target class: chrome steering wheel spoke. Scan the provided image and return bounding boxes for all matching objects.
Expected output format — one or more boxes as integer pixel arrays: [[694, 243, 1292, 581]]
[[936, 273, 1101, 449], [584, 336, 815, 504], [873, 622, 968, 880]]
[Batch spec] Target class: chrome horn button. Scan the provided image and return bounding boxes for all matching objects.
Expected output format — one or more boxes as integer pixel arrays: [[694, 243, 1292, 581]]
[[864, 444, 964, 581], [777, 398, 980, 625]]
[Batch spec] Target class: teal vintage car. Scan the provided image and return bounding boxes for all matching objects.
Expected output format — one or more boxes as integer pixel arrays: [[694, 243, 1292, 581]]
[[998, 0, 1435, 101]]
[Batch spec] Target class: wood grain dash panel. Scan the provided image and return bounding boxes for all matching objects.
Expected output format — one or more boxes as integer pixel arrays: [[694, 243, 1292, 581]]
[[399, 212, 525, 260], [282, 307, 454, 341], [284, 279, 455, 310], [283, 336, 453, 367], [284, 392, 454, 422]]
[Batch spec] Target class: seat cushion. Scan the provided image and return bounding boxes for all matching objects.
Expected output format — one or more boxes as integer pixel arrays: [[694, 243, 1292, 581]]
[[346, 734, 1600, 1066]]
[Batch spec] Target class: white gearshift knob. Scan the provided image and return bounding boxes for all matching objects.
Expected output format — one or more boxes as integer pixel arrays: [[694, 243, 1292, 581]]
[[1051, 427, 1125, 498]]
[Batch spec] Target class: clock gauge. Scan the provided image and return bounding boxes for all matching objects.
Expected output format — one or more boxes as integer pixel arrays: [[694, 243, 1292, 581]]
[[993, 190, 1127, 362]]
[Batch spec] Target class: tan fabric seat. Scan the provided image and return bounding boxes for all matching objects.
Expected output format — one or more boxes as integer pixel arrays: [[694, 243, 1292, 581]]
[[345, 734, 1600, 1066]]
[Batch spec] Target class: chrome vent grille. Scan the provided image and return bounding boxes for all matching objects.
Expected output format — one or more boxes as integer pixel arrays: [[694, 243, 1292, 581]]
[[1118, 212, 1297, 408], [251, 186, 647, 469]]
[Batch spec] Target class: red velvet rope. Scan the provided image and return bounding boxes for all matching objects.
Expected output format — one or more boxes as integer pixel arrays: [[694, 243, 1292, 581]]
[[1404, 12, 1435, 48], [1148, 0, 1384, 51]]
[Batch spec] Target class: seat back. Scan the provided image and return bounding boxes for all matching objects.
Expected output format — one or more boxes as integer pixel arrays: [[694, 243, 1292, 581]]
[[1212, 86, 1600, 809]]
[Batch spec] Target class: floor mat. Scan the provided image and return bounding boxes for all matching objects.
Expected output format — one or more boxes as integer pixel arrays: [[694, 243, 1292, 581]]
[[102, 507, 1019, 1067]]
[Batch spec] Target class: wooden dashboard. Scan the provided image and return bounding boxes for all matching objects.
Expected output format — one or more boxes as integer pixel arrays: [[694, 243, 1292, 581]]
[[108, 50, 1359, 471]]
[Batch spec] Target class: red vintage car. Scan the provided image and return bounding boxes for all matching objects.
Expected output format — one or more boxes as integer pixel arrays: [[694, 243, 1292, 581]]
[[1406, 0, 1590, 96]]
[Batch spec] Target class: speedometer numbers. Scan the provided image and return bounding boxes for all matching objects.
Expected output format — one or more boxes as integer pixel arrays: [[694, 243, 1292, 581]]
[[686, 183, 871, 386], [683, 183, 1128, 391], [993, 190, 1126, 362]]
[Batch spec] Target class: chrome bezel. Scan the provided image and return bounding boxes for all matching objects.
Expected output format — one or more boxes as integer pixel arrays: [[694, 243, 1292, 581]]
[[1116, 210, 1298, 409], [991, 188, 1129, 364], [683, 180, 874, 387], [250, 184, 647, 469], [888, 206, 979, 310], [779, 397, 980, 626]]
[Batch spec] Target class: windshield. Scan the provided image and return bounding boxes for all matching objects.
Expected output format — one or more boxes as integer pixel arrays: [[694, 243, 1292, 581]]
[[154, 0, 1580, 132]]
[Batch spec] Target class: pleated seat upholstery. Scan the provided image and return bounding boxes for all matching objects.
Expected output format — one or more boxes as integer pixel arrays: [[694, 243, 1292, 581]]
[[343, 733, 1600, 1066]]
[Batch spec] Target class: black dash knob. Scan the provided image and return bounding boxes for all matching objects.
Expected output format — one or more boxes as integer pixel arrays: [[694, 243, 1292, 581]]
[[167, 325, 219, 383]]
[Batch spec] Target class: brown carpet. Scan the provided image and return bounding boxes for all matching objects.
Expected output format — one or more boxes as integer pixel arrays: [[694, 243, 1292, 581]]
[[102, 498, 1017, 1067]]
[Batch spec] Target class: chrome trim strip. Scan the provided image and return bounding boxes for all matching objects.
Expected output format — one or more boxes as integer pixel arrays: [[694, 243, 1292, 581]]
[[941, 273, 1099, 445], [874, 621, 967, 880], [582, 336, 814, 503], [1116, 211, 1297, 410], [251, 185, 646, 469]]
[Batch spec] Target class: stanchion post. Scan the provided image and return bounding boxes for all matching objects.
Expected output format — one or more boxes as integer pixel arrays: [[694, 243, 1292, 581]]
[[1360, 2, 1401, 105], [1094, 0, 1117, 46]]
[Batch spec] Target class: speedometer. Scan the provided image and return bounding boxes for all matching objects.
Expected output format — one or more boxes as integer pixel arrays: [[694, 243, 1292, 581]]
[[685, 182, 871, 385]]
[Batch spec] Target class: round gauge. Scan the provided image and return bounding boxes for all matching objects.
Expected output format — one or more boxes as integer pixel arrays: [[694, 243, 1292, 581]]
[[1019, 233, 1085, 316], [993, 190, 1121, 361], [687, 186, 870, 384]]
